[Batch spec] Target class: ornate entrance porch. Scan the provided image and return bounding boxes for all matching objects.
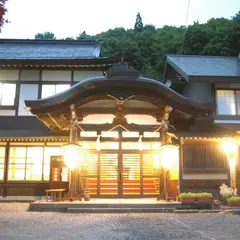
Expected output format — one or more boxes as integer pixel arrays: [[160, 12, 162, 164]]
[[81, 150, 161, 198], [25, 62, 213, 200]]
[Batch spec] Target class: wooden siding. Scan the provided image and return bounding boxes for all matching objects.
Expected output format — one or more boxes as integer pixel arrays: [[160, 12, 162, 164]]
[[183, 142, 228, 172]]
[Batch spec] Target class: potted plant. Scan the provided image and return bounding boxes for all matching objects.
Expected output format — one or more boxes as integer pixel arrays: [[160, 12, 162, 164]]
[[219, 183, 237, 205], [179, 192, 196, 203], [196, 192, 213, 203], [226, 196, 240, 207]]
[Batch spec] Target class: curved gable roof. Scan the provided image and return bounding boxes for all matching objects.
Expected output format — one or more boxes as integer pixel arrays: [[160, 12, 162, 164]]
[[25, 62, 214, 131]]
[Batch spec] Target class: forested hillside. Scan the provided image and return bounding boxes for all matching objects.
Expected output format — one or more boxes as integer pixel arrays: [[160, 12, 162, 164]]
[[35, 11, 240, 80]]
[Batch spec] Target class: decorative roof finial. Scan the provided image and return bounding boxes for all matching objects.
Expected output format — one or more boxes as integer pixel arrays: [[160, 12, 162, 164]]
[[106, 61, 140, 79]]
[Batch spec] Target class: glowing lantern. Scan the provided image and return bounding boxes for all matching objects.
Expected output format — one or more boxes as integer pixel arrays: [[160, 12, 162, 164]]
[[222, 139, 238, 170], [62, 143, 82, 169], [222, 139, 238, 156], [160, 144, 179, 169]]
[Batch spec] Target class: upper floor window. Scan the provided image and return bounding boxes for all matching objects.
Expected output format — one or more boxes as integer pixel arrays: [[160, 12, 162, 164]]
[[41, 84, 70, 98], [216, 90, 240, 115], [0, 83, 16, 106]]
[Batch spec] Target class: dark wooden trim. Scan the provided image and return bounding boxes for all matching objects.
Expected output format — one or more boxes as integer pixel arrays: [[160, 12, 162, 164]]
[[97, 151, 100, 197], [179, 138, 184, 193], [75, 108, 161, 116], [78, 124, 164, 132], [190, 76, 240, 83], [0, 56, 123, 65], [38, 70, 42, 99], [41, 81, 72, 84], [71, 70, 74, 86], [214, 115, 240, 120], [140, 151, 143, 196], [79, 137, 161, 142], [15, 70, 21, 116], [19, 81, 41, 84], [42, 144, 46, 181], [3, 143, 10, 197], [118, 131, 123, 197], [0, 106, 15, 110]]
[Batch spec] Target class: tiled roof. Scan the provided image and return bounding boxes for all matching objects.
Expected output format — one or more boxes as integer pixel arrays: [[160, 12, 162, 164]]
[[167, 55, 240, 81], [0, 39, 101, 59]]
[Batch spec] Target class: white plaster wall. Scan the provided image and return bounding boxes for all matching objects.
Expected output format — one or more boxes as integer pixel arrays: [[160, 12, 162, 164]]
[[21, 70, 40, 81], [0, 110, 15, 116], [74, 71, 103, 81], [0, 70, 19, 81], [42, 70, 71, 82]]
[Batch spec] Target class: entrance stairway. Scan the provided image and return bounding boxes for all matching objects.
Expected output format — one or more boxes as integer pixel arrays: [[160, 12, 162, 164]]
[[29, 199, 180, 213]]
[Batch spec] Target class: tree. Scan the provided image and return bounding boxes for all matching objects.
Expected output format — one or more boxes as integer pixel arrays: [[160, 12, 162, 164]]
[[134, 12, 143, 32], [64, 37, 75, 40], [232, 10, 240, 24], [76, 31, 91, 40], [35, 32, 56, 40], [0, 0, 8, 32]]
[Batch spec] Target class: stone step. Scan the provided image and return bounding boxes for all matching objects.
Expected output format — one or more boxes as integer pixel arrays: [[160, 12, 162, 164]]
[[30, 202, 181, 211], [66, 207, 176, 213]]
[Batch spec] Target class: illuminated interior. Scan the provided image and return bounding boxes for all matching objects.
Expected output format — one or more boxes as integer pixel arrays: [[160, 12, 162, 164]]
[[0, 147, 5, 181], [8, 146, 61, 181], [1, 131, 181, 197]]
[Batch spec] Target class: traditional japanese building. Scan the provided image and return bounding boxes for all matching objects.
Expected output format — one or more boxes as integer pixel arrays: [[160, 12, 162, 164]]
[[0, 39, 239, 200]]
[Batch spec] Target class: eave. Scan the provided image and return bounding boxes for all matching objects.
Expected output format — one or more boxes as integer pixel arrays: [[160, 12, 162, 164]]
[[0, 56, 128, 69]]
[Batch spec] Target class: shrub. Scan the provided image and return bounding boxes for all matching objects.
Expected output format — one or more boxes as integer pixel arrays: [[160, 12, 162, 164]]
[[195, 192, 212, 198], [179, 192, 197, 198], [226, 196, 240, 203], [179, 192, 212, 198]]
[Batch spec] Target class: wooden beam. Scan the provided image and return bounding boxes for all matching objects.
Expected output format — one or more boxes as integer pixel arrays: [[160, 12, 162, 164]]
[[47, 113, 62, 130]]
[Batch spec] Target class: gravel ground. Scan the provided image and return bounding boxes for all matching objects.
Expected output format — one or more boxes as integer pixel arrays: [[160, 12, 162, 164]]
[[0, 203, 240, 240]]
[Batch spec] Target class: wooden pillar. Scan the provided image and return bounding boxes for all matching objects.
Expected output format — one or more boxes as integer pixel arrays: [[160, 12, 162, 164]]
[[178, 138, 184, 194], [236, 146, 240, 192], [3, 143, 10, 198]]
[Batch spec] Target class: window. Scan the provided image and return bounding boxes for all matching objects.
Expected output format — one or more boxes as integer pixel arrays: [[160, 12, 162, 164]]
[[0, 83, 16, 106], [41, 84, 70, 98], [8, 147, 43, 181], [8, 146, 62, 181], [216, 90, 240, 115], [0, 147, 5, 181], [18, 84, 38, 116]]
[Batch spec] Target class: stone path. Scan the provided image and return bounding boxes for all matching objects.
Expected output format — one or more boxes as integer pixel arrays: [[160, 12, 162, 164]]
[[0, 203, 240, 240]]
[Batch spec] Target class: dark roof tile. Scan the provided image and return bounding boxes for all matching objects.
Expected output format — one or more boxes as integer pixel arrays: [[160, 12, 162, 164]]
[[0, 39, 100, 59], [167, 55, 240, 79]]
